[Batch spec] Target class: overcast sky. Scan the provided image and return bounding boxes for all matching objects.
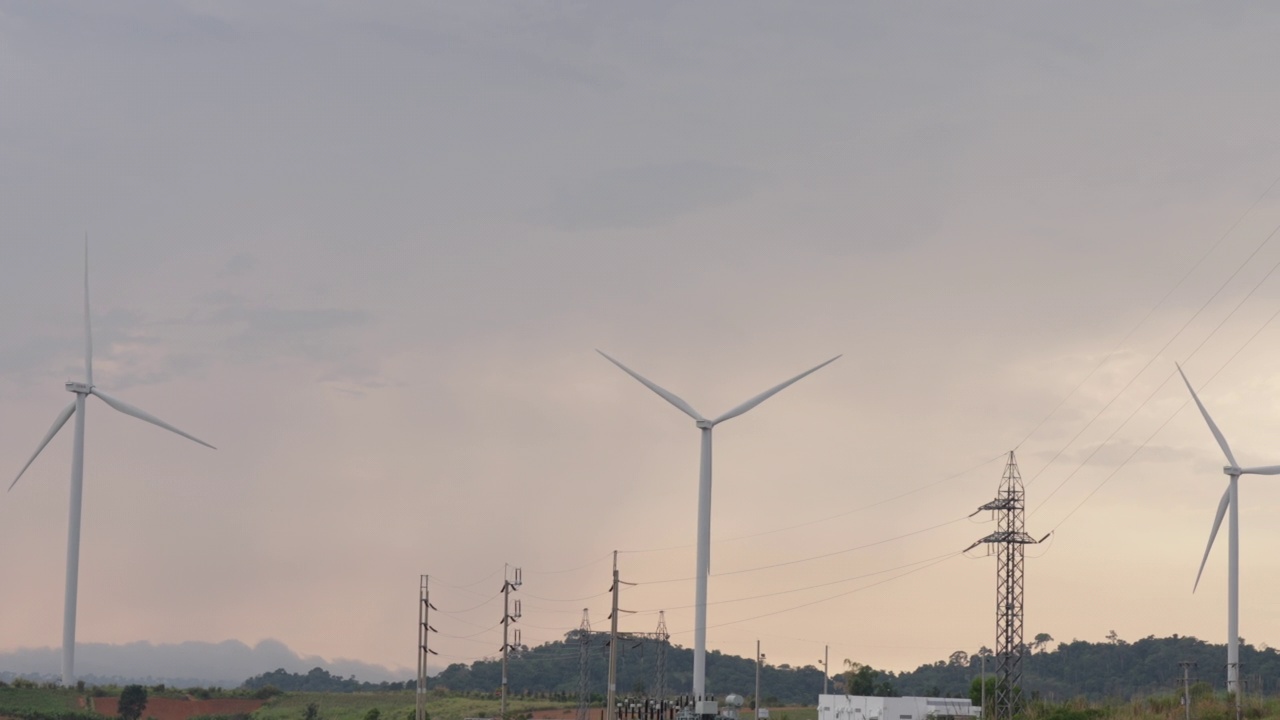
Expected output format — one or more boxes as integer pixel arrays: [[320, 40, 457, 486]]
[[6, 1, 1280, 686]]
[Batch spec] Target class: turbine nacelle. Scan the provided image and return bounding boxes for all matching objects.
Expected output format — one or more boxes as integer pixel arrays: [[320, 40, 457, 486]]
[[65, 382, 91, 394]]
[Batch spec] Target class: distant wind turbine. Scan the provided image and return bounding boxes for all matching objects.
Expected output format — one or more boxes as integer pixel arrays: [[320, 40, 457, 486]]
[[10, 241, 216, 687], [1177, 364, 1280, 696], [598, 350, 839, 703]]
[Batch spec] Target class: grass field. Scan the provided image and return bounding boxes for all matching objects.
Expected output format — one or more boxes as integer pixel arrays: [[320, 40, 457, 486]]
[[0, 686, 86, 715], [252, 692, 578, 720], [5, 686, 1280, 720]]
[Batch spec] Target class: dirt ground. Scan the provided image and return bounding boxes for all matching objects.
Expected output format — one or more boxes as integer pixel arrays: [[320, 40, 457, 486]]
[[92, 697, 265, 720]]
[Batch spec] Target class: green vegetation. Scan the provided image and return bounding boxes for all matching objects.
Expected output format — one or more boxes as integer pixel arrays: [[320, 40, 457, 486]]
[[117, 685, 147, 720], [0, 684, 98, 720], [250, 691, 573, 720], [244, 669, 414, 694]]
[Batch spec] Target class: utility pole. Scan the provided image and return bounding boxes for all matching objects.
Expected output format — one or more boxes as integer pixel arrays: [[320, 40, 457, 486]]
[[654, 611, 669, 708], [417, 575, 438, 720], [1179, 661, 1196, 720], [755, 641, 766, 720], [967, 451, 1048, 720], [607, 551, 635, 720], [980, 654, 986, 718], [501, 566, 522, 720], [819, 646, 828, 696]]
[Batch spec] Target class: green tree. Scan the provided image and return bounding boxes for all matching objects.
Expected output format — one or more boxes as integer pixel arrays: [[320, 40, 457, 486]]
[[364, 709, 381, 720], [842, 661, 876, 695], [118, 685, 148, 720], [1033, 633, 1054, 654], [969, 676, 996, 709], [304, 703, 320, 720]]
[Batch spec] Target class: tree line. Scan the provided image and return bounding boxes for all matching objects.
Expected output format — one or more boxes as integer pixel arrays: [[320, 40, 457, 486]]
[[240, 633, 1280, 703]]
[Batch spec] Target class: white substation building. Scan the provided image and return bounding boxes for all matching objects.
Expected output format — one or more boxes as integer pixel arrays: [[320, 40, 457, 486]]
[[817, 695, 981, 720]]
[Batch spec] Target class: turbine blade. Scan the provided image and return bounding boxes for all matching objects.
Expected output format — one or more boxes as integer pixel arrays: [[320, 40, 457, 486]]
[[597, 350, 705, 422], [1240, 465, 1280, 475], [84, 234, 93, 387], [91, 389, 216, 449], [10, 402, 77, 491], [1177, 364, 1237, 469], [712, 355, 841, 425], [1193, 488, 1231, 593]]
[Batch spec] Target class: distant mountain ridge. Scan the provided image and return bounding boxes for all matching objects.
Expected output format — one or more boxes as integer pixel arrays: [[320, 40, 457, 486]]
[[0, 639, 410, 688]]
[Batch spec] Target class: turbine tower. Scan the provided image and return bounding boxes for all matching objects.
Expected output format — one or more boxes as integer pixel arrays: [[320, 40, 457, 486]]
[[598, 350, 839, 705], [1177, 365, 1280, 697], [10, 241, 215, 686]]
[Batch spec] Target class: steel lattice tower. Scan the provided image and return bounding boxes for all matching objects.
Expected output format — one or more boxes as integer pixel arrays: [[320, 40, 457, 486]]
[[969, 452, 1045, 720], [654, 611, 669, 706], [578, 609, 592, 720]]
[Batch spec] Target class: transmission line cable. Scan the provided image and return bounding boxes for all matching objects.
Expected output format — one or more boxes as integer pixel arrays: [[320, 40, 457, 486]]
[[1015, 172, 1280, 453], [660, 553, 960, 634], [1049, 293, 1280, 532], [631, 514, 969, 584], [628, 551, 958, 615], [1032, 218, 1280, 517]]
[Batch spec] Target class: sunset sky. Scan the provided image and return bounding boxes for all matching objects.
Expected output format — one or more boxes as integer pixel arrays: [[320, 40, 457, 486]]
[[5, 2, 1280, 685]]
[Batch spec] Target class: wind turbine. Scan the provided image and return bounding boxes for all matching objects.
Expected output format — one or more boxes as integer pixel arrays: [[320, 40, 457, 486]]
[[10, 242, 215, 687], [1177, 364, 1280, 696], [598, 350, 839, 704]]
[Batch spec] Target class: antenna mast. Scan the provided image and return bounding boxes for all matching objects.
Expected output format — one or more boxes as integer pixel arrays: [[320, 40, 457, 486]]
[[968, 451, 1046, 720]]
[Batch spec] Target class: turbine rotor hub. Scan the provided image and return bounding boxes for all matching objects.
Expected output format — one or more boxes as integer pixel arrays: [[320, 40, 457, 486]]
[[695, 419, 714, 429], [65, 382, 91, 394], [1224, 465, 1241, 476]]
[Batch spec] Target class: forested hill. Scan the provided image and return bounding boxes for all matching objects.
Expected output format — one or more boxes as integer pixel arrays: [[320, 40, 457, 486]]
[[895, 634, 1280, 701], [419, 633, 1280, 703], [432, 631, 824, 705]]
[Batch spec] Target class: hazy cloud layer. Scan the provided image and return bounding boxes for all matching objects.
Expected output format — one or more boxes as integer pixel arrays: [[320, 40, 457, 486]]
[[4, 1, 1280, 685], [0, 639, 406, 687]]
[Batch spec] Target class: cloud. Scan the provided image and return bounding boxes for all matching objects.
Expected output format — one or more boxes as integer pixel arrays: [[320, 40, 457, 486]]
[[218, 253, 256, 279], [539, 162, 758, 230]]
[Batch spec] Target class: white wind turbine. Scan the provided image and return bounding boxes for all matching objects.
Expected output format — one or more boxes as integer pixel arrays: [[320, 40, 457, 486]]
[[10, 242, 215, 686], [598, 350, 839, 703], [1177, 364, 1280, 696]]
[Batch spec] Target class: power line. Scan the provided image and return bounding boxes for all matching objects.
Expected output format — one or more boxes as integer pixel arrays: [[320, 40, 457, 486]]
[[433, 591, 503, 614], [628, 551, 959, 615], [1031, 217, 1280, 519], [632, 514, 970, 585], [1022, 196, 1280, 495], [1014, 171, 1280, 453], [617, 454, 1004, 556], [524, 553, 615, 575], [683, 553, 961, 633], [1049, 293, 1280, 533]]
